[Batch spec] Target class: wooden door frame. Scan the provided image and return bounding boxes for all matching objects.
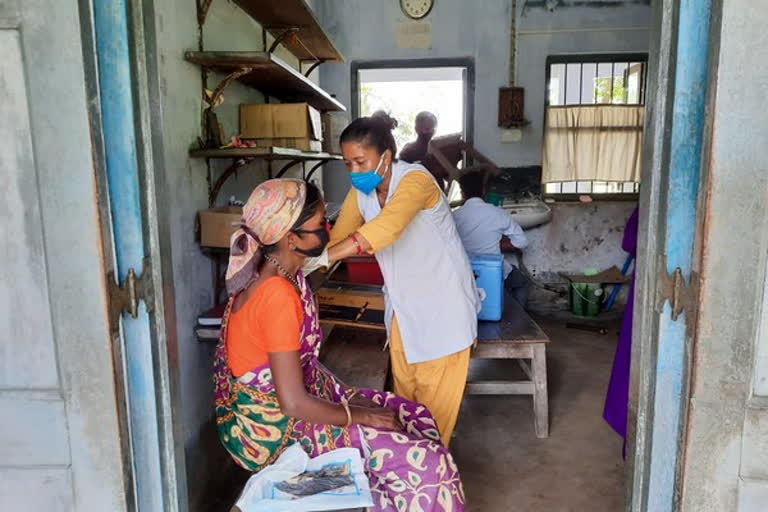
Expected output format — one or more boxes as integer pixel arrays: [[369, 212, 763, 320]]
[[78, 0, 187, 509], [627, 0, 719, 510]]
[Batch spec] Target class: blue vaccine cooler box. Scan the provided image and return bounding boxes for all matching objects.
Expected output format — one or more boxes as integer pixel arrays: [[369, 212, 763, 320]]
[[469, 253, 504, 321]]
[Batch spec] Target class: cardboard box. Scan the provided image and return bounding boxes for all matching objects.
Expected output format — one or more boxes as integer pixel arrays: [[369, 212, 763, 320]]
[[253, 137, 323, 152], [240, 103, 322, 140], [322, 112, 349, 154], [199, 206, 242, 248]]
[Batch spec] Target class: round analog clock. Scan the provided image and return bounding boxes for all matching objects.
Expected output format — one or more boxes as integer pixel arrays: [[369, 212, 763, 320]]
[[400, 0, 434, 20]]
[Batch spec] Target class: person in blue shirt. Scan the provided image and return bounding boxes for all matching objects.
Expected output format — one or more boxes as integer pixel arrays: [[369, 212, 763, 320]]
[[453, 170, 530, 307]]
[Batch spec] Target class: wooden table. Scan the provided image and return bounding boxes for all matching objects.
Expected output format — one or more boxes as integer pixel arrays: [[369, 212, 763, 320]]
[[469, 298, 550, 438]]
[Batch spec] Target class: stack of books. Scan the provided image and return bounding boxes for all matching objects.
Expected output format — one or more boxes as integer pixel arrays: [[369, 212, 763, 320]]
[[196, 303, 225, 341]]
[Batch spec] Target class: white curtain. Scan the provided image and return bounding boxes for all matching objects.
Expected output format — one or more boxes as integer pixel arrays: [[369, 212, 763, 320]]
[[542, 105, 644, 184]]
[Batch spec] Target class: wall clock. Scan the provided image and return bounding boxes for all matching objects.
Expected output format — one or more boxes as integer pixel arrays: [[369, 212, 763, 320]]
[[400, 0, 434, 20]]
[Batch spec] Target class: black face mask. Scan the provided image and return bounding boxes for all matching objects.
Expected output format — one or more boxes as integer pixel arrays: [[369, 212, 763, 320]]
[[292, 222, 330, 258]]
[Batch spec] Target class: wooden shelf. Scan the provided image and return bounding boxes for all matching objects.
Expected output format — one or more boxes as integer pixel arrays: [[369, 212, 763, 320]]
[[189, 146, 342, 160], [191, 146, 341, 207], [185, 51, 345, 112], [232, 0, 344, 62]]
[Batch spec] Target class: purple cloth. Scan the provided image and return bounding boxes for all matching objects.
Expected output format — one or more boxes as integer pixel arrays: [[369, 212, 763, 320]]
[[603, 207, 639, 446]]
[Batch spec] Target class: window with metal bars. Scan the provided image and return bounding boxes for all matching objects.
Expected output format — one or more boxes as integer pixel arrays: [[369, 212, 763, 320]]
[[544, 53, 648, 196]]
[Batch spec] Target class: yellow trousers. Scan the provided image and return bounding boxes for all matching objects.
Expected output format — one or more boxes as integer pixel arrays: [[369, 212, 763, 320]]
[[389, 315, 470, 446]]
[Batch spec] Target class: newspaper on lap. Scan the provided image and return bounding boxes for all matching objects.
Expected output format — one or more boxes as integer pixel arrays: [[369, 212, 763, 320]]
[[235, 444, 374, 512]]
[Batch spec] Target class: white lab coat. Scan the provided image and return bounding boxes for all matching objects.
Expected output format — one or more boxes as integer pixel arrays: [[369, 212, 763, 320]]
[[356, 161, 480, 364]]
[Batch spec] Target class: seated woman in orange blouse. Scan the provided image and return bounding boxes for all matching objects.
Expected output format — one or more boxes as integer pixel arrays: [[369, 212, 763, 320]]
[[214, 179, 467, 512]]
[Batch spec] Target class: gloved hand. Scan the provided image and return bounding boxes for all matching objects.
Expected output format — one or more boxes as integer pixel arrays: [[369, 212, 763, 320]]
[[301, 247, 330, 275]]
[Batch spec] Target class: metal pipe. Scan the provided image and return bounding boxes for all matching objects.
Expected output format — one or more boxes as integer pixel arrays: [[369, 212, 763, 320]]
[[518, 26, 649, 35]]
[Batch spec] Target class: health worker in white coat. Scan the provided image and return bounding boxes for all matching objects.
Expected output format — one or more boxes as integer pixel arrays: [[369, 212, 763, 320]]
[[327, 114, 480, 446]]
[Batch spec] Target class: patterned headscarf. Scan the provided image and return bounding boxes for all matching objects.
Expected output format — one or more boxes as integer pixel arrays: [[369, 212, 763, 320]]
[[225, 179, 307, 296]]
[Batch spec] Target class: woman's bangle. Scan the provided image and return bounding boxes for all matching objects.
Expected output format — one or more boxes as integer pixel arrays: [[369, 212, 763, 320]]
[[341, 398, 352, 427], [350, 234, 363, 256]]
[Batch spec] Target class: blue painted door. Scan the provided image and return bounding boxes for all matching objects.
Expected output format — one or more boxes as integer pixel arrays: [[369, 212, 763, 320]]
[[630, 1, 714, 511], [92, 2, 167, 510]]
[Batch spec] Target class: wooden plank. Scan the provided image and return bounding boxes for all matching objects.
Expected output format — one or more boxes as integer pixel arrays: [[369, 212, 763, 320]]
[[189, 146, 342, 160], [517, 359, 533, 380], [232, 0, 344, 62], [738, 479, 768, 512], [184, 51, 346, 112], [477, 298, 550, 345], [0, 468, 73, 511], [560, 265, 629, 284], [320, 328, 389, 390], [317, 287, 385, 310], [318, 318, 386, 332], [0, 392, 70, 465], [0, 29, 59, 389], [532, 344, 549, 438], [317, 283, 386, 330], [466, 381, 534, 395], [472, 343, 533, 360], [196, 326, 220, 342]]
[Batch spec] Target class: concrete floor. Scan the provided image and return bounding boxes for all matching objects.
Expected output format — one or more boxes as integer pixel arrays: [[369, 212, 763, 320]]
[[451, 315, 626, 512], [204, 314, 627, 511]]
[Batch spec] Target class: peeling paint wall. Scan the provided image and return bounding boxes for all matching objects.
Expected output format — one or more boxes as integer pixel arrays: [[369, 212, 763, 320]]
[[524, 202, 636, 311]]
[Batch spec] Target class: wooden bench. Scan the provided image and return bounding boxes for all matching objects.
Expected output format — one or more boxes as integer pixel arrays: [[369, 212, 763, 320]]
[[469, 298, 550, 438]]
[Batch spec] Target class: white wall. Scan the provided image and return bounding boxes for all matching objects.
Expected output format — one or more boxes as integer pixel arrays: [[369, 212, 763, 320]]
[[315, 0, 650, 200], [315, 0, 648, 306]]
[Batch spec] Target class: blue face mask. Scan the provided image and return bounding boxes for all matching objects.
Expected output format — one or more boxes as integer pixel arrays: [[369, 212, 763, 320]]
[[350, 154, 387, 195]]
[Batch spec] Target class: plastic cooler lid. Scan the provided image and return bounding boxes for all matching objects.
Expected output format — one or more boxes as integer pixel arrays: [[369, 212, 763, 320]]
[[468, 253, 504, 263]]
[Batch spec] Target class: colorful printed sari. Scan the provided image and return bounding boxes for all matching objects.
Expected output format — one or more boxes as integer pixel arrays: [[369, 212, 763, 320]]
[[214, 272, 466, 511]]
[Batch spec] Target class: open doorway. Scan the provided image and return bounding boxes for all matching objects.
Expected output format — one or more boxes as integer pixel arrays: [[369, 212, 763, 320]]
[[356, 66, 467, 150], [352, 59, 474, 201]]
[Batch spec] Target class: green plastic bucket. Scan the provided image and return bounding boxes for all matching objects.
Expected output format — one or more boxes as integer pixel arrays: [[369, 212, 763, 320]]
[[569, 281, 604, 317]]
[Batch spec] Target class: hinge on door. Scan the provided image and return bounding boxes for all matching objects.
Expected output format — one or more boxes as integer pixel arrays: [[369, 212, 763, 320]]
[[656, 266, 699, 321], [107, 258, 154, 333]]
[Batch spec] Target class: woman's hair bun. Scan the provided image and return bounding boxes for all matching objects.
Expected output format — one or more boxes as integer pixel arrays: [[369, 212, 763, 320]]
[[340, 114, 399, 156], [370, 110, 398, 131]]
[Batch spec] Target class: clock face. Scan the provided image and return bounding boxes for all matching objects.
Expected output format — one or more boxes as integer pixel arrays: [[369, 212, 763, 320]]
[[400, 0, 434, 20]]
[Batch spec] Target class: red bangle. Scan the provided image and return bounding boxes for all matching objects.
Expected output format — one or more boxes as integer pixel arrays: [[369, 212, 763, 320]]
[[350, 234, 363, 255]]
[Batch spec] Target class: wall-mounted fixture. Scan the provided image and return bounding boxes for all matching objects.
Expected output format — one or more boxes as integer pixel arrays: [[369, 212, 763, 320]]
[[399, 0, 434, 20], [499, 87, 530, 128]]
